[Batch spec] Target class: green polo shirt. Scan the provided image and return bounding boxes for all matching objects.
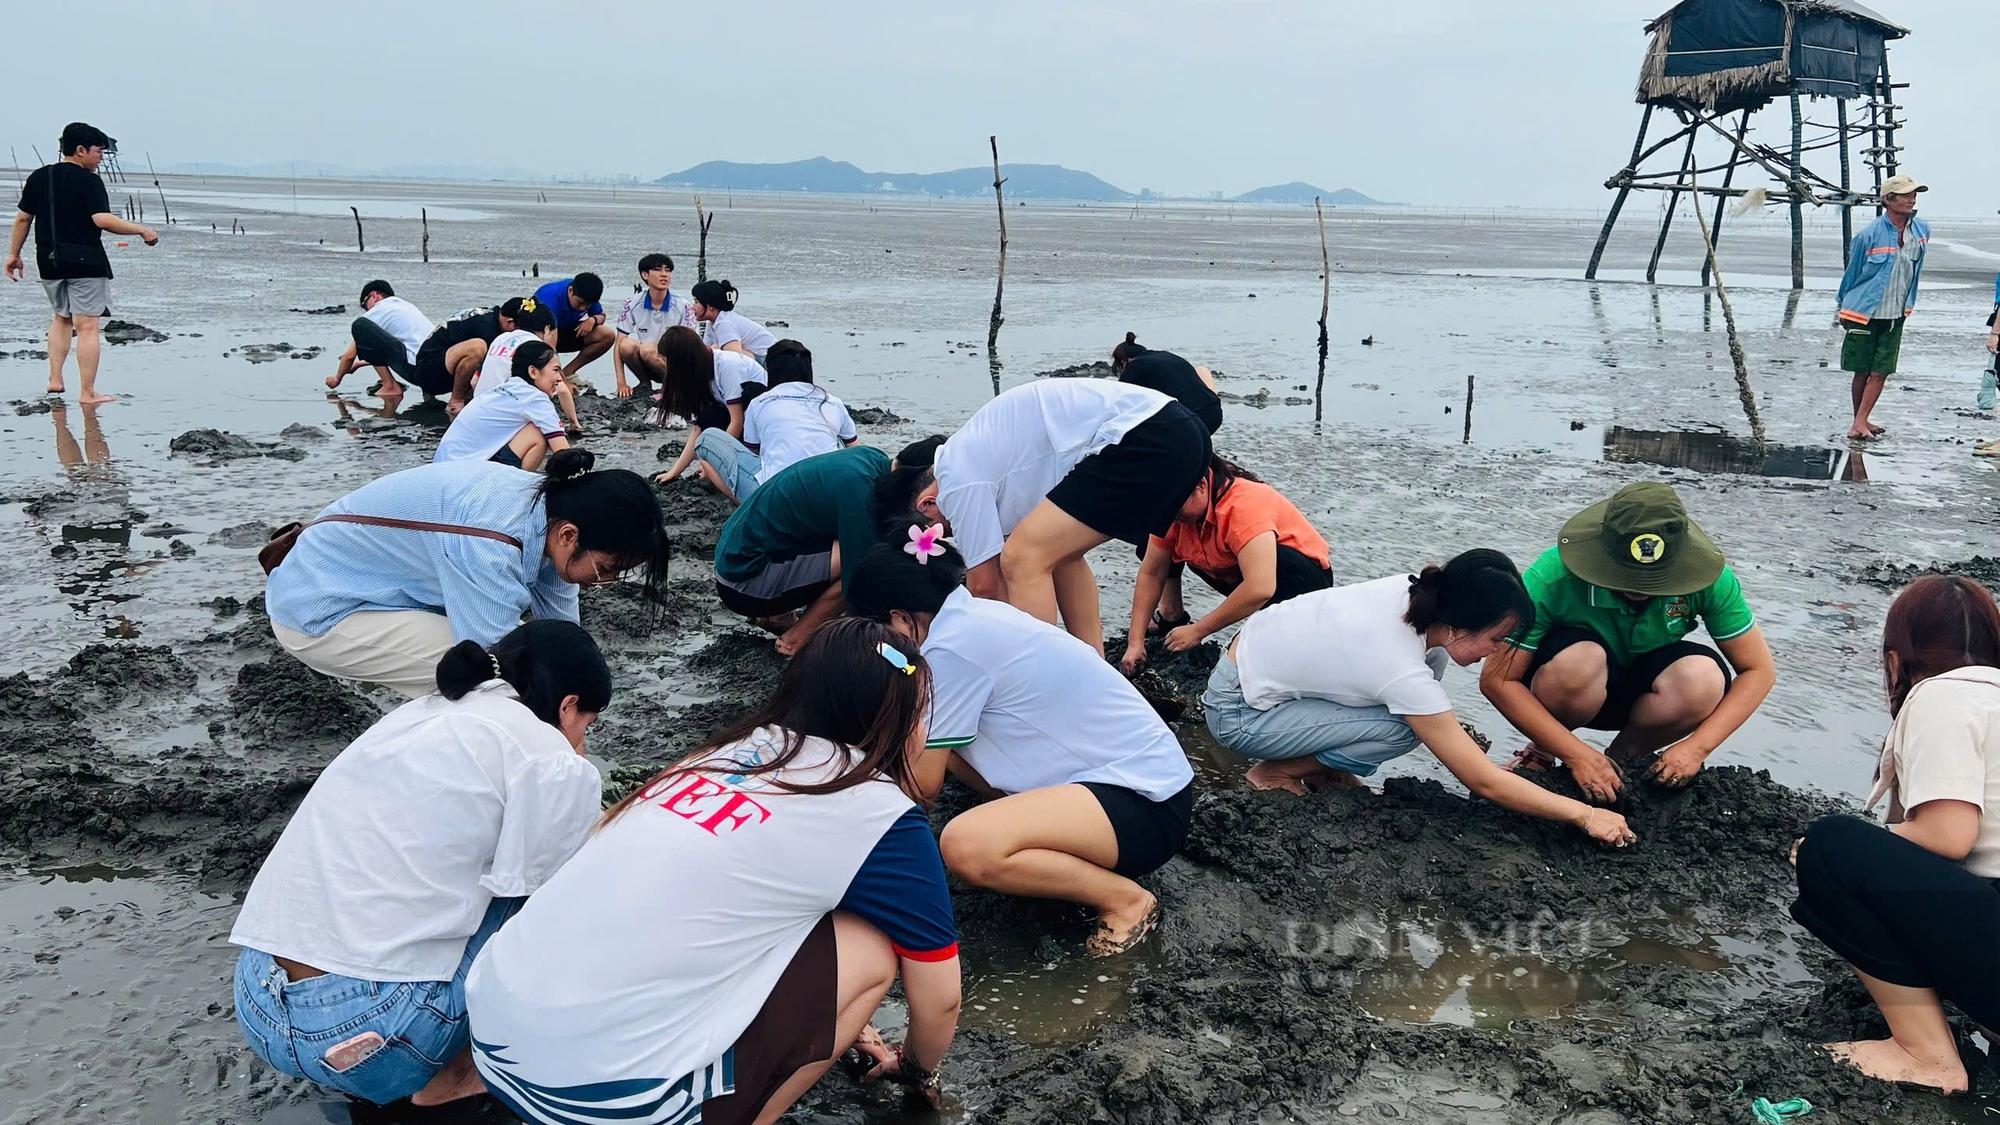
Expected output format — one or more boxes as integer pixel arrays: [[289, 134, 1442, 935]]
[[714, 445, 890, 593], [1509, 546, 1755, 665]]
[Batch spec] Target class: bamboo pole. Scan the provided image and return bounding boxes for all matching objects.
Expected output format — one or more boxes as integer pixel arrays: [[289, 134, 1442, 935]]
[[1701, 111, 1751, 287], [1313, 197, 1331, 423], [694, 197, 714, 283], [986, 136, 1008, 360], [1646, 129, 1698, 284], [1789, 94, 1805, 289], [1587, 104, 1654, 280], [144, 152, 171, 224], [1688, 168, 1767, 448], [350, 206, 365, 253], [421, 207, 430, 263]]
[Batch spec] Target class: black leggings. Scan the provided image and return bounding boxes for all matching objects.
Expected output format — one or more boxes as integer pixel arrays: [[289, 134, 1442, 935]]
[[350, 317, 416, 379], [1791, 814, 2000, 1028]]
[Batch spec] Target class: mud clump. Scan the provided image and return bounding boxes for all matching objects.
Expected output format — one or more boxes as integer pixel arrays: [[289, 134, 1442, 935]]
[[208, 521, 274, 548], [61, 644, 198, 707], [574, 392, 661, 435], [228, 657, 380, 751], [655, 476, 737, 556], [226, 342, 324, 364], [851, 406, 910, 426], [1107, 630, 1220, 722], [102, 319, 168, 345], [279, 423, 329, 442], [1858, 556, 2000, 592], [1038, 360, 1116, 380], [169, 429, 309, 465], [288, 304, 347, 315]]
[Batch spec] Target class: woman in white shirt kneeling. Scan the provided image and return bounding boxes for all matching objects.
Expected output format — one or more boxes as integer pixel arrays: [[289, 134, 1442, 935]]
[[1791, 574, 2000, 1095], [848, 526, 1196, 956], [1204, 551, 1636, 846], [452, 619, 962, 1123], [228, 619, 611, 1108], [433, 339, 572, 470]]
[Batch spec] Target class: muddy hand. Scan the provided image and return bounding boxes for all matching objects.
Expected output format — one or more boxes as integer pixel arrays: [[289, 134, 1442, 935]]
[[1583, 808, 1637, 848], [1569, 752, 1624, 804], [1119, 643, 1147, 678], [1163, 624, 1206, 653], [1645, 741, 1707, 789]]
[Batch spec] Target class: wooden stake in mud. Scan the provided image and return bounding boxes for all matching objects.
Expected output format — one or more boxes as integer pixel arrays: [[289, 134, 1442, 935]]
[[144, 153, 171, 224], [986, 136, 1008, 370], [1313, 197, 1331, 423], [694, 197, 715, 283], [350, 207, 365, 253], [1687, 169, 1767, 448], [1462, 374, 1475, 444], [421, 207, 430, 263]]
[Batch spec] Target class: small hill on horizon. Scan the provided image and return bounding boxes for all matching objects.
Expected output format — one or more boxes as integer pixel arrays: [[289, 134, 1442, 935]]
[[1233, 182, 1390, 206], [656, 157, 1134, 200]]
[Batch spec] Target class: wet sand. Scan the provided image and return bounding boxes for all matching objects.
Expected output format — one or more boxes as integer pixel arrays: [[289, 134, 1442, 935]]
[[2, 177, 1999, 1122]]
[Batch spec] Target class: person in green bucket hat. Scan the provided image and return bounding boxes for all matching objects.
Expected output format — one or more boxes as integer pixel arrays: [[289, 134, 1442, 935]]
[[1478, 481, 1776, 803]]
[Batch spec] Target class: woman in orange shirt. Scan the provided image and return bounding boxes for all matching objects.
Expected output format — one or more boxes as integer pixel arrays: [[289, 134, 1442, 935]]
[[1120, 457, 1332, 676]]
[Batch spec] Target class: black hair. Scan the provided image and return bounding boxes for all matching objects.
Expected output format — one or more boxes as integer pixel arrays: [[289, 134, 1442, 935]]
[[1403, 548, 1534, 636], [1111, 331, 1148, 371], [511, 298, 556, 335], [873, 435, 947, 530], [512, 339, 558, 381], [60, 122, 113, 156], [602, 619, 931, 823], [437, 619, 612, 728], [497, 296, 527, 320], [1207, 455, 1261, 505], [847, 525, 968, 621], [535, 449, 670, 603], [691, 279, 737, 312], [360, 279, 395, 302], [765, 339, 814, 387], [651, 325, 718, 423], [638, 253, 674, 274], [570, 272, 605, 304]]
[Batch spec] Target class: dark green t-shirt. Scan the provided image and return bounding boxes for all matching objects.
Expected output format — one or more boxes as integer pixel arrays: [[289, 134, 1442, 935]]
[[714, 446, 891, 591], [1510, 545, 1755, 665]]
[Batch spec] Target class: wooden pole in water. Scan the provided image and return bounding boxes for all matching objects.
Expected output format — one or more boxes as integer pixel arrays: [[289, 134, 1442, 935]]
[[1587, 104, 1653, 281], [1646, 126, 1698, 284], [1788, 93, 1805, 290], [1687, 168, 1767, 448], [421, 207, 430, 263], [350, 206, 365, 253], [986, 136, 1008, 361], [1462, 374, 1475, 445], [1701, 111, 1751, 288], [694, 197, 714, 283], [144, 153, 171, 224], [1313, 196, 1331, 424], [1836, 98, 1854, 265]]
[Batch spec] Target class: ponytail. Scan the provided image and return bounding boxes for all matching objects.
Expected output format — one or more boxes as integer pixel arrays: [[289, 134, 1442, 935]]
[[436, 619, 613, 728], [1403, 548, 1533, 636], [691, 279, 737, 312], [1111, 331, 1148, 370]]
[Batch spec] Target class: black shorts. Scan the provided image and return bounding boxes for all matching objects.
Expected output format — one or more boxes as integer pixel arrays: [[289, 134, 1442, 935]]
[[1047, 402, 1212, 547], [1525, 625, 1731, 730], [409, 347, 455, 396], [1136, 542, 1333, 608], [489, 444, 524, 469], [1083, 781, 1195, 878], [697, 912, 837, 1125], [556, 323, 594, 353]]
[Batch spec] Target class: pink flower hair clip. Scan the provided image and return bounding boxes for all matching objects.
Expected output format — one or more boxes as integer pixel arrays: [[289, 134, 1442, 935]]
[[904, 524, 946, 564]]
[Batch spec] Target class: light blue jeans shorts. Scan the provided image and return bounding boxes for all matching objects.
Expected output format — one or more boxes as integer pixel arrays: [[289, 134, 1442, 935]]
[[233, 896, 522, 1104], [1202, 652, 1421, 776], [695, 428, 762, 501]]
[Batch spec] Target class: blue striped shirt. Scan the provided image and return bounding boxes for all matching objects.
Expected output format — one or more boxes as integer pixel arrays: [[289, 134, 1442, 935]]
[[265, 461, 578, 645]]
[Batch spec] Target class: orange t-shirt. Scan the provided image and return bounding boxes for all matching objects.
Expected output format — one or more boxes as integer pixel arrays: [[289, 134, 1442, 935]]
[[1151, 478, 1330, 577]]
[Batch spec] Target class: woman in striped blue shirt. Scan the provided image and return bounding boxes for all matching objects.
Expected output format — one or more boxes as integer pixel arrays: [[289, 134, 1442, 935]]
[[265, 449, 667, 696]]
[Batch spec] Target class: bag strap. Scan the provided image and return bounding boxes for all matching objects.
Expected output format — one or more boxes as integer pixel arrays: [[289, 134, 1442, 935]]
[[302, 513, 522, 550]]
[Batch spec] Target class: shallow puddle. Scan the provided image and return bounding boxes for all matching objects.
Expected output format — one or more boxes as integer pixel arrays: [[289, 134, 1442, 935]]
[[1604, 426, 1853, 481]]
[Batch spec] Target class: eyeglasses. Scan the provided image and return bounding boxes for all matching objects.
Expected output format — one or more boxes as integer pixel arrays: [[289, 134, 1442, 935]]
[[578, 554, 634, 588]]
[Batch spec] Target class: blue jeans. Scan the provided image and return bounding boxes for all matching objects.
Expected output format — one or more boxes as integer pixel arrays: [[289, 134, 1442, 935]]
[[1202, 652, 1420, 776], [233, 896, 522, 1104], [695, 428, 762, 501]]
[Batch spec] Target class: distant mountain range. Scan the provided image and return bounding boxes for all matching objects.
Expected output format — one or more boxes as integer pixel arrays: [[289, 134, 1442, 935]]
[[656, 157, 1390, 205]]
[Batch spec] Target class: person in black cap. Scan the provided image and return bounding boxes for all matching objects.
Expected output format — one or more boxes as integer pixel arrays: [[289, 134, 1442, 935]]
[[5, 123, 159, 405], [1479, 482, 1776, 803]]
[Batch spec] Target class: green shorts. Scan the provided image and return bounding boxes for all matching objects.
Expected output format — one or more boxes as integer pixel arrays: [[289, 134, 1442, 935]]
[[1841, 317, 1904, 376]]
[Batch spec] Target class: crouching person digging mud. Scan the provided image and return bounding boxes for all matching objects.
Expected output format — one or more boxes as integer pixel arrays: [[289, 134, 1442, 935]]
[[441, 621, 962, 1121], [1479, 482, 1775, 803], [228, 621, 611, 1109], [848, 527, 1197, 955], [1202, 550, 1636, 847], [1791, 574, 2000, 1096]]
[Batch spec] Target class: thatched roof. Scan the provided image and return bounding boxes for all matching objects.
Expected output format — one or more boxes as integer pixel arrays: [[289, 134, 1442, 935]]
[[1638, 0, 1906, 112]]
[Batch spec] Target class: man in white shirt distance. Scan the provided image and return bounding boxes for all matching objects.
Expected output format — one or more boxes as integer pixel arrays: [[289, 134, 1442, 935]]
[[328, 279, 437, 403], [612, 253, 696, 400]]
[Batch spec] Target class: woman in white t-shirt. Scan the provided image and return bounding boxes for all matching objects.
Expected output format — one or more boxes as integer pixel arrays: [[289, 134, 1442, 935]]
[[229, 620, 611, 1108], [848, 527, 1195, 956], [691, 278, 777, 363], [471, 299, 580, 432], [733, 339, 858, 488], [880, 380, 1211, 656], [1204, 550, 1635, 846], [442, 620, 962, 1123], [651, 325, 767, 499], [433, 339, 572, 470], [1791, 574, 2000, 1096]]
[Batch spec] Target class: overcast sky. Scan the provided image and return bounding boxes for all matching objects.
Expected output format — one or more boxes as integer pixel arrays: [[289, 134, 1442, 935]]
[[10, 0, 1992, 212]]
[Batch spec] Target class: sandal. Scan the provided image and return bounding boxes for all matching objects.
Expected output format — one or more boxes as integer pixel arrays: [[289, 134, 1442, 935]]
[[1087, 902, 1160, 957], [1505, 743, 1558, 772], [1147, 610, 1192, 636]]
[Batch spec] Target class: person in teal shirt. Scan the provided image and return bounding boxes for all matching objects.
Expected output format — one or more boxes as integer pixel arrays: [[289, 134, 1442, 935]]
[[1479, 482, 1776, 803]]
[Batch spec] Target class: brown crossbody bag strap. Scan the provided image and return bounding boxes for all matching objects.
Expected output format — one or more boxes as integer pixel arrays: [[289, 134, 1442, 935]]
[[259, 514, 521, 575]]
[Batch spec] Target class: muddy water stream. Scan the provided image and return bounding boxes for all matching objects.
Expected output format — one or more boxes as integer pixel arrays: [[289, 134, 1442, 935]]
[[3, 178, 1999, 1122]]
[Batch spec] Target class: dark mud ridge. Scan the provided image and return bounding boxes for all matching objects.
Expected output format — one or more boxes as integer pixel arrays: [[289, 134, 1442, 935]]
[[169, 428, 311, 464], [1857, 556, 2000, 592], [226, 342, 327, 363], [102, 319, 168, 345]]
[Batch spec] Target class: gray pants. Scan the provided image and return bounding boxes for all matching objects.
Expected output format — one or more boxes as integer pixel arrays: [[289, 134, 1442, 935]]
[[351, 317, 416, 379]]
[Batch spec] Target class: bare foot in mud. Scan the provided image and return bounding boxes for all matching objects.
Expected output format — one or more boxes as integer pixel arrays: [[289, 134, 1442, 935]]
[[1087, 890, 1158, 956], [1824, 1039, 1967, 1094], [1306, 769, 1365, 791], [752, 613, 795, 637], [78, 392, 116, 406], [410, 1048, 486, 1105], [1846, 426, 1880, 442], [1245, 760, 1335, 796]]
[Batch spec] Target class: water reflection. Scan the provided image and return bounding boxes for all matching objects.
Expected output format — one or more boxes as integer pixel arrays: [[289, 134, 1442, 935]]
[[1604, 426, 1849, 481], [42, 405, 162, 635]]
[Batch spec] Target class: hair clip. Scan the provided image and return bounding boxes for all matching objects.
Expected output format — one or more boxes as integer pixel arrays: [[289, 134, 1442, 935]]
[[877, 642, 915, 675], [904, 524, 946, 564], [489, 652, 504, 681]]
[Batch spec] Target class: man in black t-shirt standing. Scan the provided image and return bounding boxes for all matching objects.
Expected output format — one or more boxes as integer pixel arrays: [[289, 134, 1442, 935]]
[[5, 123, 159, 404]]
